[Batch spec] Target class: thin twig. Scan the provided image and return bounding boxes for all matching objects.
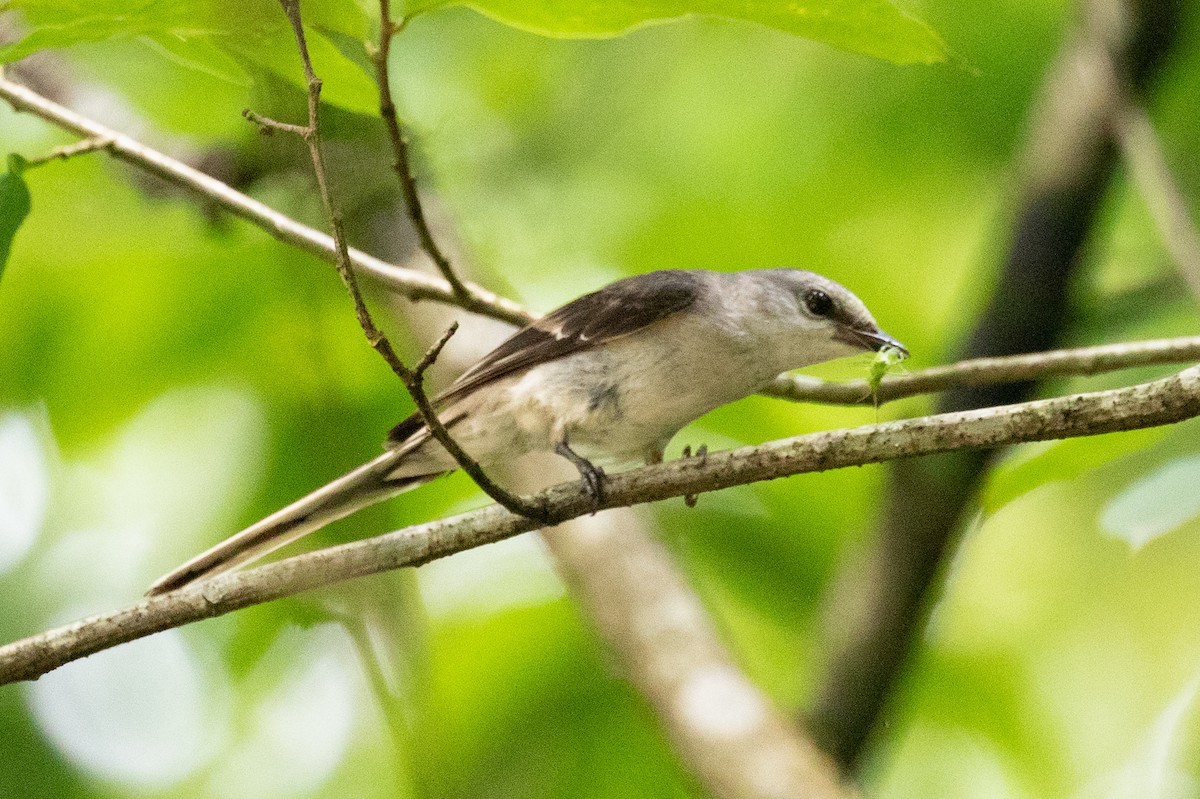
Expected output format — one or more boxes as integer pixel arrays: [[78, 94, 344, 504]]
[[21, 135, 115, 168], [0, 74, 533, 326], [764, 335, 1200, 405], [401, 324, 550, 519], [241, 108, 309, 138], [413, 321, 456, 373], [1, 363, 1197, 686], [1112, 102, 1200, 301], [373, 0, 474, 304], [254, 0, 547, 521]]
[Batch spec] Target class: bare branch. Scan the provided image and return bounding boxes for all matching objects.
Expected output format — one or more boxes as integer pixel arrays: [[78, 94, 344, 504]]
[[373, 0, 474, 303], [20, 135, 115, 168], [0, 73, 533, 327], [2, 363, 1196, 686], [543, 511, 855, 799], [399, 325, 551, 519], [258, 0, 547, 521], [414, 320, 458, 374], [1112, 102, 1200, 300], [241, 108, 309, 138], [765, 335, 1200, 405]]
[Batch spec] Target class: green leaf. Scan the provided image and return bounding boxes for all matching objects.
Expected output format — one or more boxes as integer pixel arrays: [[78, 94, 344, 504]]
[[220, 25, 380, 114], [140, 32, 252, 88], [408, 0, 949, 64], [0, 0, 378, 112], [0, 160, 32, 281], [0, 0, 211, 63], [1099, 454, 1200, 550]]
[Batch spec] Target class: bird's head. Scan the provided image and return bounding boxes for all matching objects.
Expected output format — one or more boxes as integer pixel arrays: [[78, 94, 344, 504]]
[[754, 268, 908, 369]]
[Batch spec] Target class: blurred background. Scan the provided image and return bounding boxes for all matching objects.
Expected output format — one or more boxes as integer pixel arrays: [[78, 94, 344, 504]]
[[2, 0, 1199, 796]]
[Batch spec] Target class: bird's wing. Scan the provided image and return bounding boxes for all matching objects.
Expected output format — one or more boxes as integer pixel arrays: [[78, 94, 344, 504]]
[[387, 270, 701, 444], [150, 272, 700, 593]]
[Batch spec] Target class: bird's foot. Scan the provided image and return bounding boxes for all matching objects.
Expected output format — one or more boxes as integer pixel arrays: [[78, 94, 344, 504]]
[[555, 440, 606, 510], [680, 443, 708, 508]]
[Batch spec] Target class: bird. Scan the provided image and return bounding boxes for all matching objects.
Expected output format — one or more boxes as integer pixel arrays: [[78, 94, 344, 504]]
[[147, 268, 905, 595]]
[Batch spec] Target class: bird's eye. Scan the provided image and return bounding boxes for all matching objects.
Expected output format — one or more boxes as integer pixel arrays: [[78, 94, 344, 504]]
[[803, 288, 835, 318]]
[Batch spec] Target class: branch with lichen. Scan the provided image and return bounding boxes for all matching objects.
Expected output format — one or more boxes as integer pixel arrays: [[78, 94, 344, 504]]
[[1, 362, 1196, 687]]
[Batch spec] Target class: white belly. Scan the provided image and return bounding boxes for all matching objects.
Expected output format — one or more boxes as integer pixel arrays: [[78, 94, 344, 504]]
[[497, 316, 774, 464]]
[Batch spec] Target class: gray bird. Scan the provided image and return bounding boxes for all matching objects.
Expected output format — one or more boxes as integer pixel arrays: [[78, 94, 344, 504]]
[[148, 268, 905, 595]]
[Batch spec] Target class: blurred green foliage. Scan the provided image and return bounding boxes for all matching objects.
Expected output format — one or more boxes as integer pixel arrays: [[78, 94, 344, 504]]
[[1, 0, 1199, 797]]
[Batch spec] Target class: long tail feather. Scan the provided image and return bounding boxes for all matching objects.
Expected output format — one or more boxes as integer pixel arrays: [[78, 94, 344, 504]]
[[147, 450, 441, 596]]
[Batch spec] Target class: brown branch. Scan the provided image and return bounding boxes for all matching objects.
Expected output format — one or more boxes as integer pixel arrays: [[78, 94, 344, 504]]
[[1, 363, 1197, 686], [1112, 101, 1200, 300], [372, 0, 475, 304], [240, 108, 309, 138], [765, 335, 1200, 405], [542, 510, 855, 799], [0, 73, 533, 327], [400, 325, 550, 519], [20, 134, 115, 168], [253, 0, 546, 521]]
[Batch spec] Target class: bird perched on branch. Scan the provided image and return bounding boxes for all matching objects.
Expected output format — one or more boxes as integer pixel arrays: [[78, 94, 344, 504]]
[[148, 268, 905, 595]]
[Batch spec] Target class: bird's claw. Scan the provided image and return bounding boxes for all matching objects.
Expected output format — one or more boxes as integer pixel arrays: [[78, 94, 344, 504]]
[[580, 461, 606, 509], [680, 443, 708, 508], [555, 439, 606, 512]]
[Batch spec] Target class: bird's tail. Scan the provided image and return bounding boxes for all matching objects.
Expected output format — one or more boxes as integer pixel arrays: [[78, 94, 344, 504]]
[[147, 450, 442, 596]]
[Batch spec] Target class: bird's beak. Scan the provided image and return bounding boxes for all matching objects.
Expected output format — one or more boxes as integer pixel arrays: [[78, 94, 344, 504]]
[[834, 325, 909, 357]]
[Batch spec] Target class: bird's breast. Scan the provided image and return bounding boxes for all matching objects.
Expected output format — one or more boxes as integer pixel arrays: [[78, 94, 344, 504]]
[[498, 316, 772, 462]]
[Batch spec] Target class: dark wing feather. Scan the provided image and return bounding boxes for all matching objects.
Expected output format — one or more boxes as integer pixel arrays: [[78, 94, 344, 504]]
[[387, 270, 700, 443]]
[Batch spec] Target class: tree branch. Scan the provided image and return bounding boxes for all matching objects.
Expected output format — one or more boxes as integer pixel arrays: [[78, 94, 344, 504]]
[[766, 335, 1200, 405], [542, 510, 855, 799], [372, 0, 474, 304], [1112, 101, 1200, 300], [399, 323, 550, 519], [1, 363, 1196, 686], [249, 0, 547, 520], [19, 135, 115, 168], [0, 73, 533, 327]]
